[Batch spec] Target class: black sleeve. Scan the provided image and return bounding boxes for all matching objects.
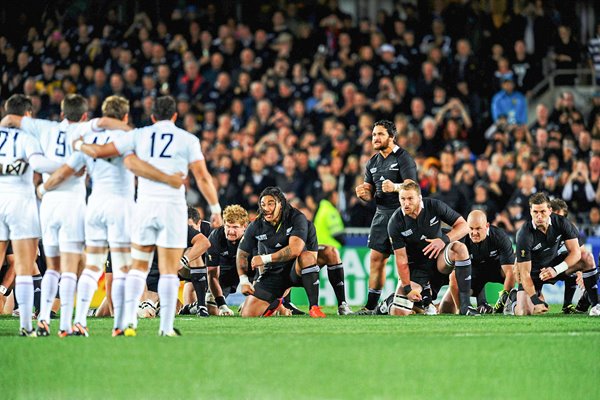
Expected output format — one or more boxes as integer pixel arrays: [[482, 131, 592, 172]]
[[238, 221, 258, 255], [206, 229, 221, 267], [200, 220, 212, 237], [432, 199, 461, 226], [397, 151, 418, 182], [387, 210, 406, 250], [496, 228, 516, 265], [289, 212, 309, 242], [559, 216, 580, 241], [515, 226, 532, 262], [364, 158, 374, 185]]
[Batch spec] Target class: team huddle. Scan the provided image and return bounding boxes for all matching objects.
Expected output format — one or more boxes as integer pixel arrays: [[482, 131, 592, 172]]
[[0, 94, 598, 338]]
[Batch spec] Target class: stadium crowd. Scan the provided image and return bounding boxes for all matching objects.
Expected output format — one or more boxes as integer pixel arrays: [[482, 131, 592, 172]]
[[2, 0, 600, 235]]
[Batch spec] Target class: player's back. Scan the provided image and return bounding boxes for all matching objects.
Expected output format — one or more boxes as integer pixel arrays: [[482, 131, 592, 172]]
[[0, 128, 39, 196], [21, 117, 86, 198], [127, 120, 202, 203], [78, 124, 134, 198]]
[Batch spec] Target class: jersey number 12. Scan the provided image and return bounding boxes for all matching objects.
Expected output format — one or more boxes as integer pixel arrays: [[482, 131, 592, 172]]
[[150, 132, 173, 158]]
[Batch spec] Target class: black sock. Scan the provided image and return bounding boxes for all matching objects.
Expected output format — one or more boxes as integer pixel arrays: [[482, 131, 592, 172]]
[[563, 275, 577, 308], [327, 263, 346, 305], [301, 265, 320, 307], [582, 269, 599, 306], [283, 292, 291, 303], [33, 274, 42, 313], [215, 296, 226, 307], [476, 289, 487, 307], [576, 291, 591, 311], [190, 268, 208, 307], [421, 284, 432, 307], [365, 288, 382, 310], [455, 259, 473, 314]]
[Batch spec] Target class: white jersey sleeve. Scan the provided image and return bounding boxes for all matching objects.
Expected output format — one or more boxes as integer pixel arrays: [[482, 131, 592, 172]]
[[0, 129, 42, 196], [112, 130, 136, 156], [188, 136, 204, 163], [20, 117, 59, 141]]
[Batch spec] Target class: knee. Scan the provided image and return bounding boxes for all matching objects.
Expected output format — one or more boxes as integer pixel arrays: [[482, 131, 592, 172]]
[[298, 251, 317, 267], [370, 250, 387, 265], [321, 246, 340, 264], [450, 242, 469, 260]]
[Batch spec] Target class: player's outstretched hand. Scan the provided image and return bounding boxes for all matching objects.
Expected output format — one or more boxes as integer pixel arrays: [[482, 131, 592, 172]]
[[210, 212, 223, 228], [533, 303, 548, 314], [539, 267, 557, 281], [423, 238, 445, 259]]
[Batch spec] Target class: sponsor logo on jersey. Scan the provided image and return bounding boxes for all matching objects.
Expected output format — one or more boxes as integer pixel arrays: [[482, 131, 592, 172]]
[[275, 243, 282, 248], [420, 234, 427, 240], [532, 243, 542, 251], [256, 234, 267, 241], [220, 251, 229, 256], [401, 229, 413, 237], [489, 250, 498, 256], [556, 235, 562, 242], [286, 227, 293, 235], [429, 216, 438, 226], [390, 163, 399, 171], [370, 168, 377, 173]]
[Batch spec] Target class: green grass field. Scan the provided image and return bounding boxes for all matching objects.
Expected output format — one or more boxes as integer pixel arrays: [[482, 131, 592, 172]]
[[1, 308, 599, 400]]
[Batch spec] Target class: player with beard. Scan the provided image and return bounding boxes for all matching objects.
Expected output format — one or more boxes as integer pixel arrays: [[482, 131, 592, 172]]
[[515, 193, 599, 315], [437, 210, 516, 314], [236, 187, 326, 318], [386, 181, 479, 316], [355, 120, 417, 314]]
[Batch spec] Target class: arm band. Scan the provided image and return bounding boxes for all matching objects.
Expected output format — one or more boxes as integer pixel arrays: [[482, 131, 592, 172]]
[[0, 285, 7, 296], [403, 285, 412, 295], [73, 139, 83, 151], [209, 203, 222, 215], [260, 254, 272, 264], [37, 184, 47, 196], [530, 294, 544, 305], [553, 261, 568, 275], [239, 274, 250, 285], [441, 234, 450, 245], [394, 183, 401, 192]]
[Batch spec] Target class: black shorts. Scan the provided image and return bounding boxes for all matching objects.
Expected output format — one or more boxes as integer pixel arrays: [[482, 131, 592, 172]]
[[531, 253, 568, 293], [253, 262, 302, 303], [219, 267, 239, 297], [367, 208, 395, 255], [409, 260, 449, 300], [471, 266, 505, 296], [146, 266, 160, 292]]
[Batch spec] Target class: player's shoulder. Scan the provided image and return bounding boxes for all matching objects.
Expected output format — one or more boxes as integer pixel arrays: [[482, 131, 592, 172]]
[[390, 207, 404, 221], [199, 220, 211, 236], [489, 224, 511, 242]]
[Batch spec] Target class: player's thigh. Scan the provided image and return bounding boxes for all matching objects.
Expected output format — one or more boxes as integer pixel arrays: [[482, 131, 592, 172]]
[[241, 295, 271, 317], [157, 247, 185, 275], [155, 202, 187, 249], [11, 238, 38, 275], [367, 209, 394, 255], [56, 199, 86, 245], [254, 267, 290, 304], [106, 197, 133, 245], [2, 196, 40, 241], [131, 202, 160, 246]]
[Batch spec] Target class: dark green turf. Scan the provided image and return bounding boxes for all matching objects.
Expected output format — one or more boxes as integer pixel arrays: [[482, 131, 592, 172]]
[[1, 309, 599, 399]]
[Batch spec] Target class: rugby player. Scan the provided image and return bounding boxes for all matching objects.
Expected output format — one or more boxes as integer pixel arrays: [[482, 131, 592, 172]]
[[437, 210, 515, 314], [355, 119, 417, 314], [73, 95, 222, 336], [515, 193, 599, 315], [236, 186, 326, 318], [387, 181, 478, 316]]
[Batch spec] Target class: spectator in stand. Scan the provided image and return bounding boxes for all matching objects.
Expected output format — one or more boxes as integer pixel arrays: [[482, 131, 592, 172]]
[[553, 24, 581, 86], [491, 74, 527, 126]]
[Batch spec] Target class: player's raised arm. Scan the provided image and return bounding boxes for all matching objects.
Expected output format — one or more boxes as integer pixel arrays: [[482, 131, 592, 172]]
[[189, 159, 222, 226]]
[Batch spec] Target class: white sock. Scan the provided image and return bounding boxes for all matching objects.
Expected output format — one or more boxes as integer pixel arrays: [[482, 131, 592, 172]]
[[73, 270, 99, 327], [158, 274, 179, 334], [59, 272, 77, 333], [124, 269, 147, 329], [15, 276, 33, 331], [38, 270, 60, 323], [112, 276, 126, 330]]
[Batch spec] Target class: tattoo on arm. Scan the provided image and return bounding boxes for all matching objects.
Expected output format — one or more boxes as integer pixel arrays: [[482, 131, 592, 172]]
[[272, 246, 293, 262], [236, 249, 249, 275]]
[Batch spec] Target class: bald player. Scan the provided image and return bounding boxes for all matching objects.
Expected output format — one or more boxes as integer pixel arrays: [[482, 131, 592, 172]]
[[438, 210, 516, 314]]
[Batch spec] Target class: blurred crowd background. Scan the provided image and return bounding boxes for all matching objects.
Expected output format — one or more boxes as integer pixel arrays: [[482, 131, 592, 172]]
[[2, 0, 600, 240]]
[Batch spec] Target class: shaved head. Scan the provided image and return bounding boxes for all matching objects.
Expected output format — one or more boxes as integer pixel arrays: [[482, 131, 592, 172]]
[[467, 210, 489, 243], [467, 210, 488, 225]]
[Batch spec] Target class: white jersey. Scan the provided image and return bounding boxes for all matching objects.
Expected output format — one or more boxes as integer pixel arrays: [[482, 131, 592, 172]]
[[67, 120, 134, 199], [20, 117, 87, 199], [113, 120, 203, 203], [0, 128, 42, 196]]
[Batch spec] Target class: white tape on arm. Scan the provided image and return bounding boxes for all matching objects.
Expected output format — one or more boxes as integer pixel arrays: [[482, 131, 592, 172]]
[[260, 254, 272, 264], [553, 261, 568, 275]]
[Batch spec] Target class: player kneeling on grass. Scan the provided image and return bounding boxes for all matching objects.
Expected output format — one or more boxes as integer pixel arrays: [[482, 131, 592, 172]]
[[236, 187, 326, 318], [438, 210, 516, 315], [515, 193, 599, 315], [204, 205, 252, 316], [387, 181, 479, 316]]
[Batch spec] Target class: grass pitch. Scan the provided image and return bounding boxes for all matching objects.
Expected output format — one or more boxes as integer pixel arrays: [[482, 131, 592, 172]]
[[1, 308, 599, 400]]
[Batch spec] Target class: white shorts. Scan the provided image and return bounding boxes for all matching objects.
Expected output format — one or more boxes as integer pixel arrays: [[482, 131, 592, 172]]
[[40, 196, 86, 248], [85, 195, 132, 246], [132, 200, 187, 248], [0, 195, 41, 240]]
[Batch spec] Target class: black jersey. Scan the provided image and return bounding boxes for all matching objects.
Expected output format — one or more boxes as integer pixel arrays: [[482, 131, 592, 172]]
[[239, 207, 309, 270], [388, 198, 462, 264], [364, 145, 417, 210], [206, 226, 239, 271], [515, 213, 579, 271], [465, 225, 515, 271]]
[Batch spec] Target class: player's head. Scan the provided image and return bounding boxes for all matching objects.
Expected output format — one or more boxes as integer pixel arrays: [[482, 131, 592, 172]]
[[258, 186, 289, 225], [550, 198, 568, 217], [61, 94, 88, 122], [223, 205, 249, 241], [102, 95, 129, 122], [467, 210, 489, 243], [372, 119, 397, 151], [187, 206, 201, 230], [529, 192, 551, 227], [399, 181, 421, 216], [151, 96, 177, 122], [5, 94, 33, 116]]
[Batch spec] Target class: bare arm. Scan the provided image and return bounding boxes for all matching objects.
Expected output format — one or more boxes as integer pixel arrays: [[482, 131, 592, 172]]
[[123, 154, 183, 188], [95, 117, 132, 131], [207, 267, 223, 298], [236, 247, 254, 295], [394, 247, 411, 290], [446, 217, 469, 242], [78, 141, 121, 159], [189, 159, 222, 226], [251, 236, 306, 269], [41, 164, 76, 191], [517, 260, 535, 297], [0, 115, 23, 128], [185, 233, 211, 264], [500, 264, 515, 292]]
